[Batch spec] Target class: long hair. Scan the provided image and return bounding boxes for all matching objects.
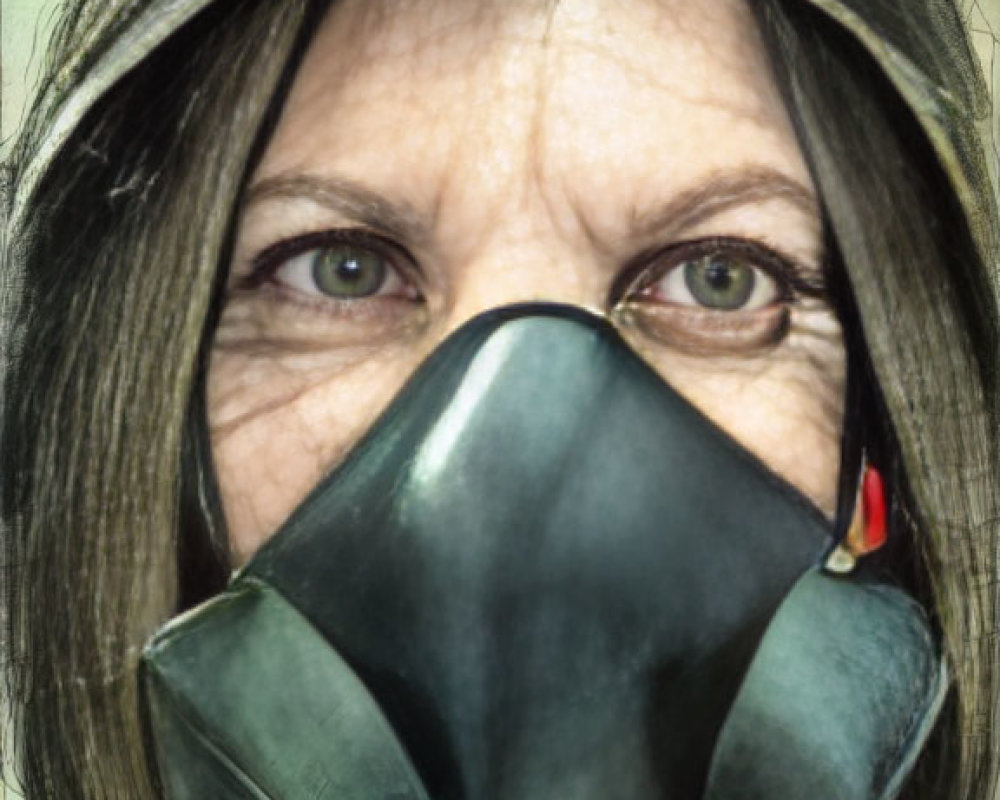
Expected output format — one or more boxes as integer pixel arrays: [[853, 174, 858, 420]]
[[752, 2, 1000, 797], [2, 1, 311, 795], [2, 1, 997, 798]]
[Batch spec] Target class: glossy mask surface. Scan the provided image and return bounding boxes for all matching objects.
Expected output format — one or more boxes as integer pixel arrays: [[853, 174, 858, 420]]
[[242, 308, 832, 798], [152, 308, 834, 798]]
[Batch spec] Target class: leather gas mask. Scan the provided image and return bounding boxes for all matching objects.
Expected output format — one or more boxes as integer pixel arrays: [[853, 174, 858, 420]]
[[142, 306, 944, 799]]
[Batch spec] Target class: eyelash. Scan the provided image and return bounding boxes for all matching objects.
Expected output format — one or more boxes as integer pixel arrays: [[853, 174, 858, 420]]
[[242, 228, 417, 291], [240, 229, 825, 312], [610, 236, 825, 308]]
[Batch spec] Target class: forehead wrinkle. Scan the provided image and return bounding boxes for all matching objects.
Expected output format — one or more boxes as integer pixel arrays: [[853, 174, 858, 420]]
[[524, 13, 673, 255], [523, 6, 804, 249], [319, 0, 563, 76], [521, 6, 565, 242], [537, 0, 791, 127], [536, 36, 783, 134], [416, 13, 558, 245], [534, 123, 813, 263]]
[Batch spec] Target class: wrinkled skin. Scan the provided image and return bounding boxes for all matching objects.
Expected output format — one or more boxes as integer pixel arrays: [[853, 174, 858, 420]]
[[209, 0, 845, 562]]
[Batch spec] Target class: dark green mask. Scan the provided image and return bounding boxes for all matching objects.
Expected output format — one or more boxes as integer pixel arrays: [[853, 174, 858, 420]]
[[142, 306, 945, 799]]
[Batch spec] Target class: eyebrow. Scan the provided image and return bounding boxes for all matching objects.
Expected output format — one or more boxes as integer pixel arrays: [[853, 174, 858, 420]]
[[244, 173, 432, 244], [245, 166, 819, 245], [627, 167, 820, 239]]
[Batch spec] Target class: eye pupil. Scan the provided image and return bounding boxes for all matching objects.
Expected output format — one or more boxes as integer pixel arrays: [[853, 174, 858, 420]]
[[704, 260, 734, 290], [312, 244, 387, 298], [684, 255, 755, 310]]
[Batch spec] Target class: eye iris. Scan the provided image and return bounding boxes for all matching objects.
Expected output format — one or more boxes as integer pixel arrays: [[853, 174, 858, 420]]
[[683, 255, 755, 310], [312, 245, 387, 298]]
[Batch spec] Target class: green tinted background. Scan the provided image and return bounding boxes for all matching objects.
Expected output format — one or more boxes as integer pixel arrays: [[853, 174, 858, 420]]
[[2, 0, 59, 153]]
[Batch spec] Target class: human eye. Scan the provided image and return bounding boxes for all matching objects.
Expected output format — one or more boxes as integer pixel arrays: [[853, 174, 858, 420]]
[[244, 229, 421, 307], [613, 237, 826, 354], [650, 249, 782, 311]]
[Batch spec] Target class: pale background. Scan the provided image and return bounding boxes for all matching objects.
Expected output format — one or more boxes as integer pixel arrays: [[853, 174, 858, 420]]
[[2, 0, 59, 153], [1, 0, 1000, 798]]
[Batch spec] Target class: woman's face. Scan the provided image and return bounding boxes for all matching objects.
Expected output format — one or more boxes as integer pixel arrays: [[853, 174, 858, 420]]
[[211, 0, 845, 562]]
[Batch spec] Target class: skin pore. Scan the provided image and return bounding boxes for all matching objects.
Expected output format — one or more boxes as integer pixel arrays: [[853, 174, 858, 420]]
[[210, 0, 845, 563]]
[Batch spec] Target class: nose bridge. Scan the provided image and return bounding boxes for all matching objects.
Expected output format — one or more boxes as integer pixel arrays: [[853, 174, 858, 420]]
[[442, 229, 602, 332]]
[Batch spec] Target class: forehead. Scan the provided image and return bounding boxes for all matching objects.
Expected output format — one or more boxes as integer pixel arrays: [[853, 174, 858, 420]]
[[296, 0, 769, 70], [257, 0, 809, 245]]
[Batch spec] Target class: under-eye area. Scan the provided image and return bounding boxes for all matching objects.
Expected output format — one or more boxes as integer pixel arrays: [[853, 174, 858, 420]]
[[610, 234, 829, 354]]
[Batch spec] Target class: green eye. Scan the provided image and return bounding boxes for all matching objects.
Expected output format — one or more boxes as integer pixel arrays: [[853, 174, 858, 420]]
[[311, 244, 388, 298], [683, 255, 757, 310], [259, 231, 419, 305], [642, 248, 782, 312]]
